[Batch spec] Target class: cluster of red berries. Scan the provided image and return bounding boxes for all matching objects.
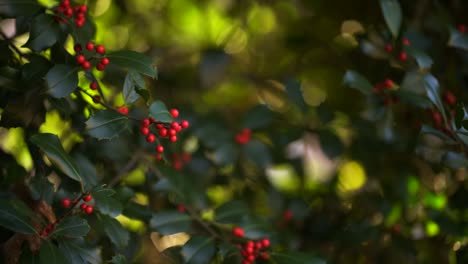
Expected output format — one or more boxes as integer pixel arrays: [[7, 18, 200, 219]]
[[373, 79, 399, 106], [75, 42, 109, 71], [235, 128, 252, 145], [172, 153, 192, 170], [61, 194, 94, 215], [53, 0, 88, 27], [140, 109, 190, 160], [39, 223, 55, 237], [238, 238, 271, 264], [384, 38, 410, 62], [429, 91, 457, 132]]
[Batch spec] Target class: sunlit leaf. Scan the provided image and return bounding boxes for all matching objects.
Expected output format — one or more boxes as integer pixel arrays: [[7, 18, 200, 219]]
[[149, 100, 173, 123], [86, 110, 129, 140]]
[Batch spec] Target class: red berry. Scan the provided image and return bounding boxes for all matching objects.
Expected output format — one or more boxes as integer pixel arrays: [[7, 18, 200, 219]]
[[458, 24, 466, 33], [232, 227, 244, 237], [399, 51, 407, 61], [80, 203, 88, 210], [82, 61, 91, 70], [85, 206, 93, 214], [76, 54, 85, 64], [384, 79, 393, 88], [92, 95, 100, 103], [142, 118, 151, 127], [156, 145, 164, 153], [259, 252, 269, 260], [83, 194, 92, 202], [101, 57, 110, 65], [95, 45, 105, 54], [74, 44, 82, 53], [96, 63, 105, 71], [64, 7, 73, 17], [177, 204, 186, 213], [118, 106, 129, 115], [141, 127, 150, 135], [255, 241, 262, 249], [61, 0, 70, 7], [170, 108, 179, 118], [247, 255, 255, 262], [86, 42, 94, 51], [261, 238, 270, 247], [283, 209, 293, 221], [402, 38, 410, 46], [146, 134, 155, 143], [245, 240, 254, 249], [78, 5, 87, 13], [75, 19, 85, 27], [384, 44, 393, 53], [156, 153, 163, 161], [174, 124, 182, 132], [159, 128, 168, 137], [90, 81, 99, 90], [443, 91, 456, 106], [45, 224, 54, 233], [39, 229, 48, 237], [62, 198, 71, 208], [168, 129, 176, 136], [245, 247, 254, 254], [75, 12, 85, 19], [170, 135, 177, 142], [173, 159, 183, 170], [181, 120, 189, 129]]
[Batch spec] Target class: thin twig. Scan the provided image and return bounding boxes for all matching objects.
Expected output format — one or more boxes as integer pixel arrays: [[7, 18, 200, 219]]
[[108, 153, 141, 187]]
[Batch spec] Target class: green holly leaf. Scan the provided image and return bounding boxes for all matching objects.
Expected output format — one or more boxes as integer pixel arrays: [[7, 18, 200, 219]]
[[110, 255, 128, 264], [45, 65, 78, 98], [243, 139, 272, 168], [420, 125, 456, 144], [101, 215, 130, 249], [424, 74, 447, 124], [106, 50, 157, 78], [149, 100, 173, 123], [396, 90, 431, 108], [242, 105, 273, 129], [30, 133, 82, 184], [86, 110, 129, 140], [213, 142, 239, 166], [123, 70, 146, 104], [22, 55, 51, 81], [448, 28, 468, 50], [91, 186, 122, 217], [379, 0, 402, 38], [214, 200, 249, 224], [270, 252, 326, 264], [150, 210, 191, 235], [73, 154, 98, 190], [343, 70, 374, 95], [405, 46, 433, 69], [24, 14, 60, 52], [0, 0, 42, 17], [181, 236, 216, 264], [0, 199, 36, 234], [52, 216, 90, 238], [40, 240, 68, 264], [58, 238, 101, 264]]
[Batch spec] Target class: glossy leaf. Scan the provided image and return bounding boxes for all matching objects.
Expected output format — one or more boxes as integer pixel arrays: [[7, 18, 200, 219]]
[[242, 105, 273, 129], [181, 236, 216, 264], [0, 199, 36, 234], [40, 240, 68, 264], [0, 0, 42, 17], [86, 110, 129, 140], [343, 70, 374, 95], [123, 70, 146, 105], [448, 28, 468, 50], [271, 252, 326, 264], [24, 14, 60, 52], [73, 154, 98, 190], [22, 55, 51, 81], [52, 216, 90, 237], [405, 46, 433, 69], [30, 133, 82, 183], [149, 100, 173, 123], [396, 90, 431, 108], [214, 200, 249, 224], [424, 74, 447, 123], [59, 238, 101, 264], [379, 0, 402, 38], [91, 186, 123, 217], [243, 139, 272, 168], [420, 125, 456, 144], [101, 215, 130, 249], [150, 211, 191, 235], [45, 65, 78, 98], [106, 50, 157, 78]]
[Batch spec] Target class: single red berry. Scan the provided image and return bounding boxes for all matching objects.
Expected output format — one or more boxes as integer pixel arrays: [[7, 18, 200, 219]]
[[80, 203, 88, 210], [82, 61, 91, 70], [402, 38, 410, 46], [458, 24, 466, 33], [75, 18, 85, 27], [170, 108, 179, 118], [61, 0, 70, 7], [399, 51, 407, 61], [245, 240, 254, 249], [170, 135, 177, 142], [101, 57, 110, 65], [146, 134, 155, 143], [261, 238, 270, 248], [39, 229, 48, 237], [159, 128, 168, 137], [245, 247, 254, 254], [76, 54, 86, 64], [177, 204, 186, 213], [62, 198, 71, 208], [232, 227, 245, 237], [92, 95, 100, 103], [384, 44, 393, 53], [155, 153, 163, 161], [384, 79, 393, 88], [45, 224, 54, 233], [283, 209, 293, 221], [83, 194, 92, 202], [96, 63, 105, 71], [142, 118, 151, 127], [90, 81, 99, 90], [247, 255, 255, 262], [181, 120, 189, 129], [78, 5, 87, 13], [168, 129, 177, 136], [174, 124, 182, 132], [259, 252, 269, 260], [443, 91, 456, 106], [74, 44, 82, 53], [141, 127, 150, 135], [255, 241, 262, 250], [173, 159, 183, 170], [156, 145, 164, 153], [64, 7, 73, 17], [85, 206, 93, 214], [118, 106, 129, 115], [431, 110, 442, 127], [86, 42, 94, 51], [95, 45, 105, 54]]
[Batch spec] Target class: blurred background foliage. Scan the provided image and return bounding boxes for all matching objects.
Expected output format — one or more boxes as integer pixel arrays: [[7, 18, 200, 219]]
[[2, 0, 468, 263]]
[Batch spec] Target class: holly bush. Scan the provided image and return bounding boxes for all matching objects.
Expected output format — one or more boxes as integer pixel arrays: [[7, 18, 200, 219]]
[[1, 0, 468, 263]]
